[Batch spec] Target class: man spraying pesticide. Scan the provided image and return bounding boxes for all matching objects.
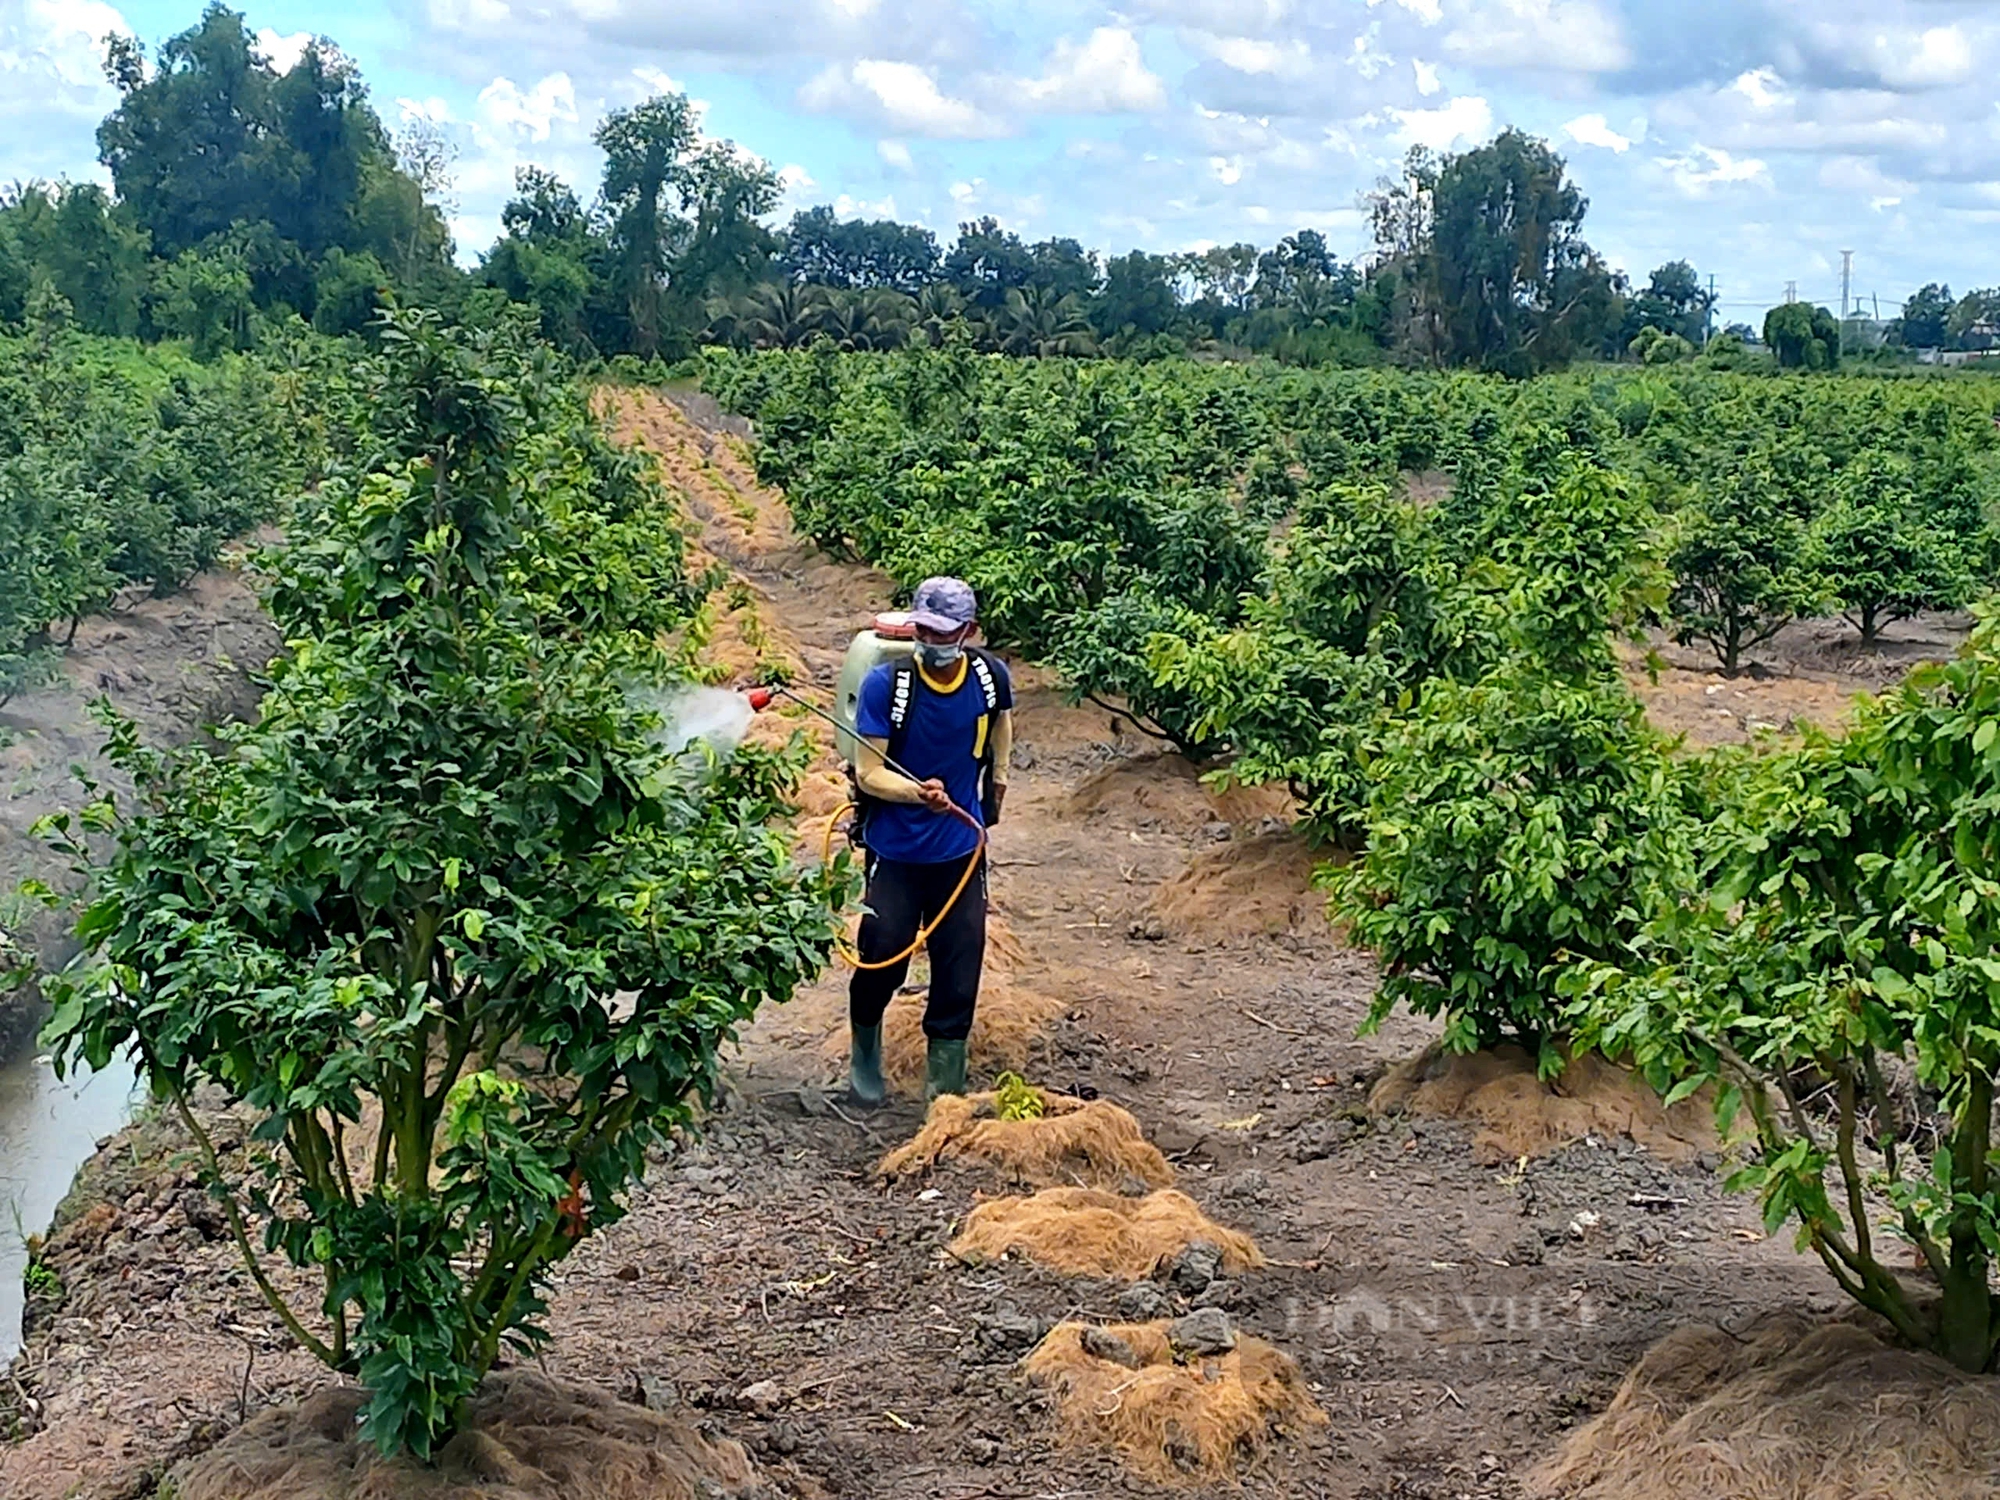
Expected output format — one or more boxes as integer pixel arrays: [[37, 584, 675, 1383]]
[[750, 578, 1012, 1105], [843, 577, 1011, 1105], [742, 578, 1012, 1101]]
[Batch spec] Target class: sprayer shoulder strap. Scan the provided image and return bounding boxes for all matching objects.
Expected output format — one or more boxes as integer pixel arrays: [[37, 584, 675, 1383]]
[[885, 654, 999, 763]]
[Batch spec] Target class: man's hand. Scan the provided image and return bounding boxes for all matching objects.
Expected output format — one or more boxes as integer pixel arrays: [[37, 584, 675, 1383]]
[[991, 782, 1008, 817], [917, 778, 953, 814]]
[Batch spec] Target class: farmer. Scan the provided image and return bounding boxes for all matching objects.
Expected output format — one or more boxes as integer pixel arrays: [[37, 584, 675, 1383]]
[[848, 576, 1013, 1105]]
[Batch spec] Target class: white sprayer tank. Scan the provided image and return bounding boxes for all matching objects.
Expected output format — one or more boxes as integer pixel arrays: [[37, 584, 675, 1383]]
[[834, 612, 917, 765]]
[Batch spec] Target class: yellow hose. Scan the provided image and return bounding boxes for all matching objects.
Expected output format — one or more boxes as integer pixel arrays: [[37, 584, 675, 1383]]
[[819, 800, 987, 971]]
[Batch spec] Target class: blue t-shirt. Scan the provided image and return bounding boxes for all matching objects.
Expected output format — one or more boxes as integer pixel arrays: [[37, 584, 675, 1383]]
[[856, 653, 1013, 864]]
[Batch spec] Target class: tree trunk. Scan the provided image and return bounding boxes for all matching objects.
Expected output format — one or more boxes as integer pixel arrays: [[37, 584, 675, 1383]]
[[1858, 603, 1880, 648], [1938, 1069, 1994, 1372]]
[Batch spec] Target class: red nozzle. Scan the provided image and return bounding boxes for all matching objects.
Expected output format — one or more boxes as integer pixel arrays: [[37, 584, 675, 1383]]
[[745, 686, 777, 711]]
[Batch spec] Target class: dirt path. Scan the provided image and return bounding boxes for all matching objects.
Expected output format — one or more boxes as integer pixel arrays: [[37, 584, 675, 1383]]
[[3, 392, 1844, 1500]]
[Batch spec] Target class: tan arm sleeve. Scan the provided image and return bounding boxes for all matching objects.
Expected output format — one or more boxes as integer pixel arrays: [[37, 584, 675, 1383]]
[[989, 710, 1013, 786], [854, 734, 926, 804]]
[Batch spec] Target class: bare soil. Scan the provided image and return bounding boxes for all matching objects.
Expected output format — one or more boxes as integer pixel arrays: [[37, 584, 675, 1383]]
[[1626, 610, 1973, 749], [1, 395, 1973, 1499]]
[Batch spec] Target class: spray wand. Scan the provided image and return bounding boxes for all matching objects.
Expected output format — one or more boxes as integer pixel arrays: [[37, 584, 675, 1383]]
[[744, 683, 931, 786], [743, 681, 985, 972]]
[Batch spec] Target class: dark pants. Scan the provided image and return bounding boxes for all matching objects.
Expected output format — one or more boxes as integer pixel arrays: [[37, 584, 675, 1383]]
[[848, 851, 988, 1041]]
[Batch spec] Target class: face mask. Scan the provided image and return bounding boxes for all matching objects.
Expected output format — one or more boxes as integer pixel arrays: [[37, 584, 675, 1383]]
[[917, 640, 965, 670]]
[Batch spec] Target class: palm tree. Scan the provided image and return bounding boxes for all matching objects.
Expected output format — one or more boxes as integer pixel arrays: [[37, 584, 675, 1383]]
[[863, 289, 917, 350], [718, 281, 827, 349], [815, 288, 872, 351], [999, 285, 1098, 357], [912, 284, 970, 348]]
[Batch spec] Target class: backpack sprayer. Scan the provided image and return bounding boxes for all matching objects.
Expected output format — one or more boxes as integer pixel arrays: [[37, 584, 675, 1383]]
[[742, 611, 988, 971]]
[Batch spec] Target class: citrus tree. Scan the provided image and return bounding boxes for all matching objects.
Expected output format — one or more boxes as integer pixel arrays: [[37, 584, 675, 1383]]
[[1806, 450, 1977, 647], [1566, 613, 2000, 1373], [1668, 459, 1825, 674], [35, 313, 847, 1454], [1325, 444, 1685, 1061]]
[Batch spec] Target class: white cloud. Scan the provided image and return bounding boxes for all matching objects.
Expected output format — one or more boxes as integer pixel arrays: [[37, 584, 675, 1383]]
[[255, 28, 313, 74], [1819, 154, 1915, 212], [1386, 94, 1494, 149], [800, 59, 1004, 138], [1564, 113, 1631, 152], [1658, 143, 1771, 196], [1369, 0, 1442, 24], [1443, 0, 1630, 75], [1195, 33, 1312, 76], [832, 191, 898, 217], [2, 0, 127, 98], [477, 74, 578, 141], [877, 139, 914, 170], [1211, 154, 1243, 185], [1730, 67, 1789, 111], [428, 0, 512, 27], [1014, 27, 1166, 113], [1346, 26, 1393, 80], [632, 66, 684, 97], [1871, 25, 1974, 89], [1412, 58, 1441, 96]]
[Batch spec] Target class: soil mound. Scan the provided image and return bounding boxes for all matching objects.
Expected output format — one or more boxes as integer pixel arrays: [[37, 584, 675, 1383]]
[[951, 1187, 1262, 1280], [1147, 831, 1337, 941], [1067, 753, 1289, 834], [1371, 1043, 1716, 1165], [878, 1091, 1174, 1189], [1533, 1314, 2000, 1500], [1024, 1319, 1325, 1482], [173, 1371, 760, 1500]]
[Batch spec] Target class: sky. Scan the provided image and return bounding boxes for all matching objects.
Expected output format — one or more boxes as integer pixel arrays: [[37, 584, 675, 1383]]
[[4, 0, 1999, 320]]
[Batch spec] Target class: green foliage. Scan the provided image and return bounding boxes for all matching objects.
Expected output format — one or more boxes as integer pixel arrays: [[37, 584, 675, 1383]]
[[1366, 133, 1624, 372], [94, 6, 451, 315], [23, 1260, 61, 1299], [1320, 437, 1676, 1050], [1630, 327, 1695, 365], [1763, 303, 1842, 370], [992, 1072, 1046, 1120], [1329, 663, 1687, 1057], [1565, 610, 2000, 1371], [155, 246, 257, 357], [0, 327, 330, 699], [1807, 451, 1980, 644], [36, 313, 847, 1456], [1667, 458, 1826, 674]]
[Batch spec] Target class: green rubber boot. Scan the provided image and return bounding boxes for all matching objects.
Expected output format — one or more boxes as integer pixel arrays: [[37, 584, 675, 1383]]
[[925, 1037, 969, 1104], [848, 1024, 886, 1107]]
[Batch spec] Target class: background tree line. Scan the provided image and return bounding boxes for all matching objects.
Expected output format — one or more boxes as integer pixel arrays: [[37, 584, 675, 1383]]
[[0, 3, 1989, 379]]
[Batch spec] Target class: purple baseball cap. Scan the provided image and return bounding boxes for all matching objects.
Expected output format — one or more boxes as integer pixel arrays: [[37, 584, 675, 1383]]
[[909, 576, 977, 634]]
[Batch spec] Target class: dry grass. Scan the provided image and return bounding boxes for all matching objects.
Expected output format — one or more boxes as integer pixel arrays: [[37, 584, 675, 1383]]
[[1532, 1313, 2000, 1500], [950, 1187, 1263, 1280], [173, 1371, 760, 1500], [1066, 753, 1290, 834], [1147, 830, 1339, 941], [1371, 1042, 1718, 1165], [878, 1091, 1174, 1189], [1023, 1320, 1325, 1483]]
